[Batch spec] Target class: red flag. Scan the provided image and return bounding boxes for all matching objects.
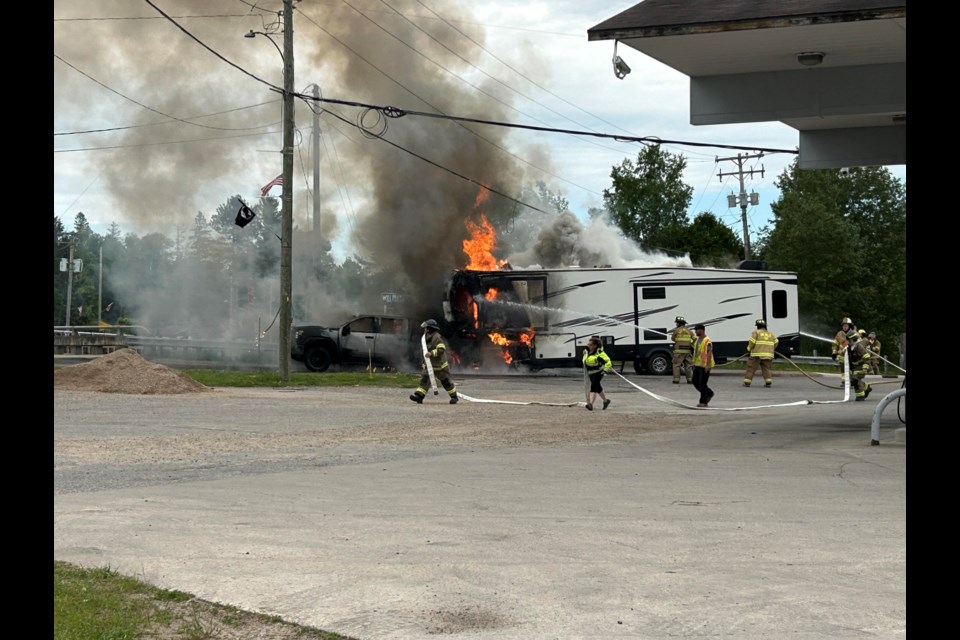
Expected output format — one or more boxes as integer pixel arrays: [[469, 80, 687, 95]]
[[260, 174, 283, 196]]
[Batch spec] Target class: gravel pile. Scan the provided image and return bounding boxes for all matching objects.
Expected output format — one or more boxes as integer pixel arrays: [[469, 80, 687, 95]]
[[54, 348, 210, 394]]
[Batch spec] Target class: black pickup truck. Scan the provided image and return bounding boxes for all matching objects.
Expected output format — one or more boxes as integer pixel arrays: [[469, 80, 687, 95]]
[[291, 315, 417, 372]]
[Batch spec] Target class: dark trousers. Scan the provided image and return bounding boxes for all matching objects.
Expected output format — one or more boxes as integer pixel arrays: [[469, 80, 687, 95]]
[[692, 367, 713, 404]]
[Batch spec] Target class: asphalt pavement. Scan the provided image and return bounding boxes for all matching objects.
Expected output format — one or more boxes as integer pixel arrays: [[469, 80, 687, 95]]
[[54, 368, 906, 640]]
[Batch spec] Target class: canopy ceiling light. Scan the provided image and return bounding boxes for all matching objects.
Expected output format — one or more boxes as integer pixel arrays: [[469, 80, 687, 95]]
[[796, 51, 825, 67], [613, 40, 631, 80]]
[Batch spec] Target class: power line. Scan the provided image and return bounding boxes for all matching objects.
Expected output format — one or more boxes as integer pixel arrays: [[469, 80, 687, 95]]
[[299, 94, 799, 155]]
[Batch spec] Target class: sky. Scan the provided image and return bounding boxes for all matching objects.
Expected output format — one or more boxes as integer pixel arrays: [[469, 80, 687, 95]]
[[54, 0, 906, 263]]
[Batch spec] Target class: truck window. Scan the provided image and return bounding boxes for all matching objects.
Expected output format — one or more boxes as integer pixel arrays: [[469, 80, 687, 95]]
[[348, 317, 376, 333], [642, 287, 666, 300], [772, 290, 787, 319]]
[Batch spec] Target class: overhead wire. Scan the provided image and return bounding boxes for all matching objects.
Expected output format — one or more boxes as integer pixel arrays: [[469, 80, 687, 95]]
[[293, 5, 600, 196]]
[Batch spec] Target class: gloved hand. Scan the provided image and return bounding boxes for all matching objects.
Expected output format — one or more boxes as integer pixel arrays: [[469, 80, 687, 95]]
[[423, 351, 431, 358], [831, 354, 837, 361]]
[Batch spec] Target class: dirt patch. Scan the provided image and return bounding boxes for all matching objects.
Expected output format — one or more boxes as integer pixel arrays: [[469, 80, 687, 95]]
[[54, 348, 210, 394]]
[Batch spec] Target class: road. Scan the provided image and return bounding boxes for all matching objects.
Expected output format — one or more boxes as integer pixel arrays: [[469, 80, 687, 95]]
[[54, 369, 906, 639]]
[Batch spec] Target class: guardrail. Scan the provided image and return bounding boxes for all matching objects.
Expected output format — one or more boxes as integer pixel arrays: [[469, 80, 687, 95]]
[[54, 326, 278, 367]]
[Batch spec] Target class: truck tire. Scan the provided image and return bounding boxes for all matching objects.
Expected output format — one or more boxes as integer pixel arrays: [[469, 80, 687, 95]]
[[646, 352, 672, 376], [304, 346, 332, 372]]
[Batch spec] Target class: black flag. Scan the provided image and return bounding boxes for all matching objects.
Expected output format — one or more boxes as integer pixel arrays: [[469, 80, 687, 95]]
[[235, 203, 256, 228]]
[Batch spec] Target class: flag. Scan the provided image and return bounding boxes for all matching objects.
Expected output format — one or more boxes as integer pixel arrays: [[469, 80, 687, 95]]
[[235, 203, 256, 228], [260, 174, 283, 197]]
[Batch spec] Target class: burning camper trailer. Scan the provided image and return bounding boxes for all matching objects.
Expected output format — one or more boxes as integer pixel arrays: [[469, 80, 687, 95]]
[[442, 264, 800, 374]]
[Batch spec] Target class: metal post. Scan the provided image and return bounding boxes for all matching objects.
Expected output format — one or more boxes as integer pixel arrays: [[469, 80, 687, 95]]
[[278, 0, 295, 381]]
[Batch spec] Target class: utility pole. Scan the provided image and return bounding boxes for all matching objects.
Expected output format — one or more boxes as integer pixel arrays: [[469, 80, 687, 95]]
[[278, 0, 295, 381], [717, 152, 764, 261], [97, 244, 103, 325], [310, 83, 321, 239], [65, 242, 74, 327]]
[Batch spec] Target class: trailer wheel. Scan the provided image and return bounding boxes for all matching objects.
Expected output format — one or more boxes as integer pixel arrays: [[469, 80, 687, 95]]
[[304, 345, 332, 372], [646, 352, 672, 376]]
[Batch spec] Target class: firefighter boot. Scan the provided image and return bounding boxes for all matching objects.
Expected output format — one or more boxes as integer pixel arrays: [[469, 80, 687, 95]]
[[449, 394, 459, 405], [409, 393, 424, 404], [864, 384, 872, 399]]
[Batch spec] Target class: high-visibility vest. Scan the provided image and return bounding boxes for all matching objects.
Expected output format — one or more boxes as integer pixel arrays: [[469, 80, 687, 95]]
[[583, 348, 613, 373], [693, 336, 715, 368]]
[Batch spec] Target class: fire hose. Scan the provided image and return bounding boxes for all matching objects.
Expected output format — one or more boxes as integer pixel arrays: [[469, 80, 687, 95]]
[[421, 333, 439, 395]]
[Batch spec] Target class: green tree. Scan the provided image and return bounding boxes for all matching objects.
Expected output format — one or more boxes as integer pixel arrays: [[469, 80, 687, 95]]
[[756, 162, 905, 363], [603, 145, 693, 252], [682, 212, 744, 267]]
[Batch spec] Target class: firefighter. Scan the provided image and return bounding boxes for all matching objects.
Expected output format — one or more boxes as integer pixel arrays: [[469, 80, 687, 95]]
[[866, 331, 882, 375], [743, 318, 778, 387], [409, 319, 459, 404], [832, 317, 855, 380], [670, 316, 694, 384], [582, 336, 613, 410], [846, 329, 873, 401]]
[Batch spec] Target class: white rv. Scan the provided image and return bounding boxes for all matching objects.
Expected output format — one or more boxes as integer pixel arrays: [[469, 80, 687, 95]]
[[443, 265, 800, 374]]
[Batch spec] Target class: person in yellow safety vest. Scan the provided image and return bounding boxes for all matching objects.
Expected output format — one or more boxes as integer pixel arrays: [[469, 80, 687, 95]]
[[845, 329, 873, 401], [582, 336, 613, 411], [743, 318, 779, 387], [691, 324, 715, 407], [866, 331, 882, 375], [409, 319, 459, 404], [832, 317, 855, 380], [670, 316, 695, 384]]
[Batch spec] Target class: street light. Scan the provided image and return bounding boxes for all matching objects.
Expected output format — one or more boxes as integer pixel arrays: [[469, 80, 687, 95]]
[[245, 2, 294, 381]]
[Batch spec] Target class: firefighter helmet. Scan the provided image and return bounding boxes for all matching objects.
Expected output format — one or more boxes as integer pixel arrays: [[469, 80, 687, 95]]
[[868, 331, 876, 338], [846, 329, 860, 341], [755, 318, 767, 327], [420, 319, 440, 331], [858, 329, 867, 337], [841, 317, 853, 326], [675, 316, 686, 325]]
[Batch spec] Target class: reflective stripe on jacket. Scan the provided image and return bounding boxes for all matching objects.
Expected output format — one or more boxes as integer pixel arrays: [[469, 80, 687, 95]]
[[747, 329, 778, 359], [693, 336, 715, 368], [424, 332, 449, 370], [583, 348, 613, 373], [671, 326, 694, 353]]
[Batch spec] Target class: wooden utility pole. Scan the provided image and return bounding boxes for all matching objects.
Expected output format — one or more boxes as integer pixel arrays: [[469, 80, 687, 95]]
[[278, 0, 295, 381], [717, 153, 764, 261]]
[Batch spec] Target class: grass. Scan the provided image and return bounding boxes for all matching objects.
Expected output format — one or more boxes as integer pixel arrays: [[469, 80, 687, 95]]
[[54, 561, 356, 640]]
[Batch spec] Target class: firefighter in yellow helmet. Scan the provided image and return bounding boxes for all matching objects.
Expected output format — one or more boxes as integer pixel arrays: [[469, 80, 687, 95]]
[[832, 317, 855, 380], [743, 318, 778, 387], [670, 316, 694, 384]]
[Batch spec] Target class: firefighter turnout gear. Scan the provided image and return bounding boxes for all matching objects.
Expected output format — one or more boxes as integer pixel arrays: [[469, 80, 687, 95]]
[[671, 320, 695, 384], [410, 324, 459, 404], [846, 330, 874, 401], [743, 325, 778, 387], [832, 317, 856, 380], [867, 332, 882, 375]]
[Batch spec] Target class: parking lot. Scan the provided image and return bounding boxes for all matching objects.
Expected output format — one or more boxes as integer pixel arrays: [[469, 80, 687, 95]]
[[54, 369, 906, 639]]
